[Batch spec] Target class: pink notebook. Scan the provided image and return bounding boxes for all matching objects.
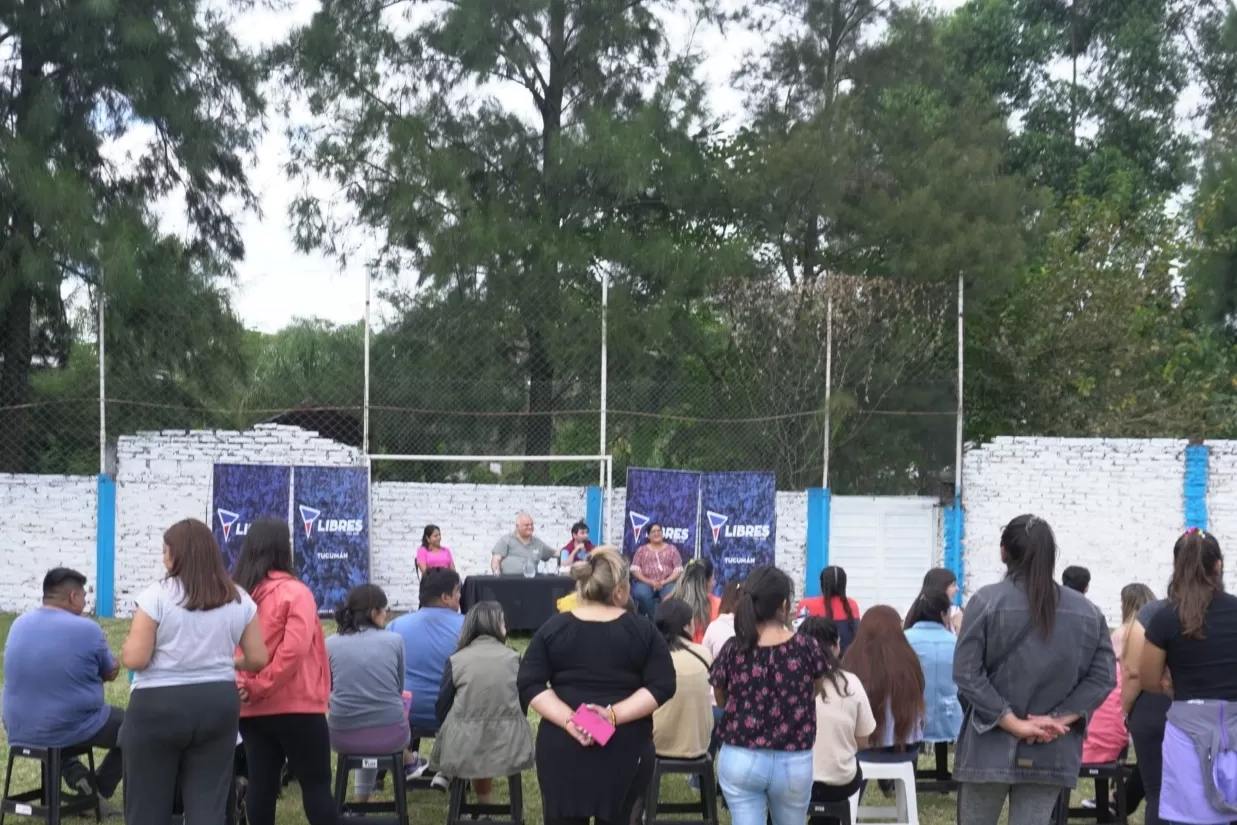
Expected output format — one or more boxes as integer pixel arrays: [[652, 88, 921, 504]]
[[571, 706, 616, 746]]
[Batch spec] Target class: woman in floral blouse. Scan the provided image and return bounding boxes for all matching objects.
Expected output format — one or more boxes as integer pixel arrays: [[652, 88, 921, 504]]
[[630, 523, 684, 618], [710, 566, 827, 825]]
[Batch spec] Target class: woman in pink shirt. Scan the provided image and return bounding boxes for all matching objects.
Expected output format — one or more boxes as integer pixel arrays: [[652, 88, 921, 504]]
[[631, 523, 684, 618], [416, 524, 456, 576]]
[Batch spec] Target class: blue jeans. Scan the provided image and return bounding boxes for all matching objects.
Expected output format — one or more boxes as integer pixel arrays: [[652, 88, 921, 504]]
[[632, 581, 675, 618], [717, 744, 813, 825]]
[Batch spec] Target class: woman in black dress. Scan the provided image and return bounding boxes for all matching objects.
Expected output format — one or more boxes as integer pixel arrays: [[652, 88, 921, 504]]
[[518, 545, 676, 825]]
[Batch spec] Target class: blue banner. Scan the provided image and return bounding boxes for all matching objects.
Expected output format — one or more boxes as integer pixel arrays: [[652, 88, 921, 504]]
[[293, 466, 370, 614], [211, 464, 292, 575], [623, 468, 701, 565], [701, 471, 777, 590]]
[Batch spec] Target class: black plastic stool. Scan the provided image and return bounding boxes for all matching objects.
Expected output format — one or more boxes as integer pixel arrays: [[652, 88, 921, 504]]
[[332, 753, 410, 825], [645, 755, 719, 825], [914, 742, 956, 794], [807, 798, 853, 825], [445, 775, 523, 825], [0, 745, 101, 825], [1053, 763, 1129, 825]]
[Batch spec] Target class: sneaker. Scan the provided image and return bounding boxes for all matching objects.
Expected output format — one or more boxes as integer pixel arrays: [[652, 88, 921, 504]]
[[431, 773, 451, 792], [1080, 800, 1097, 810], [73, 776, 94, 797], [405, 755, 430, 779]]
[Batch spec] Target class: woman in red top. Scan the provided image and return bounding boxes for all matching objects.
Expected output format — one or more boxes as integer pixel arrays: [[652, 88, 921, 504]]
[[795, 566, 860, 652], [232, 519, 336, 825], [670, 558, 721, 643]]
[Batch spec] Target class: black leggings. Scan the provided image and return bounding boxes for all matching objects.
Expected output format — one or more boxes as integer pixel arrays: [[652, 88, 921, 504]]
[[239, 713, 338, 825], [1127, 692, 1171, 825]]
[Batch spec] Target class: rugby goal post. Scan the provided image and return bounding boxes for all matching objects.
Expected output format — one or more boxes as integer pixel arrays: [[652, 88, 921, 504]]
[[367, 453, 616, 546]]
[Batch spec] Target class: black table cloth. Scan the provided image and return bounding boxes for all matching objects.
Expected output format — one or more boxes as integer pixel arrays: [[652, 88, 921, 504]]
[[459, 575, 576, 632]]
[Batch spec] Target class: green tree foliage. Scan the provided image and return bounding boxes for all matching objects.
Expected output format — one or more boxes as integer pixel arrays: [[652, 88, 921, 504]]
[[0, 0, 264, 471], [277, 0, 736, 482]]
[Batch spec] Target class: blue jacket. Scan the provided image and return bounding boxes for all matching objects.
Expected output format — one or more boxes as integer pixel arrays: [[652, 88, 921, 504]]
[[905, 621, 963, 743]]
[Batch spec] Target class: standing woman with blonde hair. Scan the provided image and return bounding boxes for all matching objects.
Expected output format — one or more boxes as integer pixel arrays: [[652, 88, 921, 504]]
[[518, 546, 676, 825]]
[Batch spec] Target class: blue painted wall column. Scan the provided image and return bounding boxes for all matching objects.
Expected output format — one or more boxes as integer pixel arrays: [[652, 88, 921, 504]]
[[1184, 444, 1209, 531], [96, 474, 116, 618], [805, 488, 831, 597], [585, 486, 605, 545], [944, 501, 964, 606]]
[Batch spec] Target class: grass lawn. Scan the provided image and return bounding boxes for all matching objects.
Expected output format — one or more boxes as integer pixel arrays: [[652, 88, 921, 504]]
[[0, 614, 1128, 825]]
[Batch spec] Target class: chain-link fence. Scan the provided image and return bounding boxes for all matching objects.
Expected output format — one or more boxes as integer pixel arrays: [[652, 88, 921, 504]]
[[1, 263, 961, 496]]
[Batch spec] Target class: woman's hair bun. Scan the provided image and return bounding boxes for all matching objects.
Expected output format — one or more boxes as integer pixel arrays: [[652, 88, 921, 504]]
[[569, 558, 594, 583]]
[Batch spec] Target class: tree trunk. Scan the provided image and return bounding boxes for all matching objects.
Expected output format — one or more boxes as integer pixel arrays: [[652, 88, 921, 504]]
[[0, 28, 44, 473], [524, 325, 554, 483], [0, 287, 34, 473]]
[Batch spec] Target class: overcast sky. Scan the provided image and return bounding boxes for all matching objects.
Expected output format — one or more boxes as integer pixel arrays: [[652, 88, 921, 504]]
[[186, 0, 968, 333]]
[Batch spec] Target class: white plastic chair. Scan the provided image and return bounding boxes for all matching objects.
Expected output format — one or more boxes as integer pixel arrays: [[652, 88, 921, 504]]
[[855, 761, 919, 825]]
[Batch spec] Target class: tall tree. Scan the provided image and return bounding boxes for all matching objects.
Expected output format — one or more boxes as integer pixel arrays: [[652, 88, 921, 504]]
[[279, 0, 728, 480], [947, 0, 1194, 207], [0, 0, 264, 471]]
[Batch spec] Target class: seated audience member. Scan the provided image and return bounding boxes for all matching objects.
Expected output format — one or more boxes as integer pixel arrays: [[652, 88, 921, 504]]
[[1063, 565, 1092, 596], [669, 558, 720, 644], [1081, 584, 1155, 816], [2, 568, 124, 806], [799, 617, 876, 825], [327, 584, 409, 802], [796, 566, 861, 653], [651, 600, 713, 760], [491, 513, 556, 576], [701, 582, 740, 660], [903, 590, 963, 745], [416, 525, 455, 576], [388, 568, 465, 776], [560, 521, 595, 566], [432, 601, 534, 802], [841, 606, 925, 767], [630, 523, 684, 618], [906, 568, 964, 634]]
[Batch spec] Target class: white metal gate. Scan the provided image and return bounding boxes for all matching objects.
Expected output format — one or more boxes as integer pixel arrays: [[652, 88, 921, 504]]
[[829, 496, 942, 617]]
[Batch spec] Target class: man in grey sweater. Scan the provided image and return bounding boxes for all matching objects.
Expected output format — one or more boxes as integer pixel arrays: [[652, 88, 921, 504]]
[[490, 513, 556, 575]]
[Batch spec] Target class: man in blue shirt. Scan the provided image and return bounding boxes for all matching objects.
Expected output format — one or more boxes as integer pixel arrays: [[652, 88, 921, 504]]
[[2, 568, 123, 803], [388, 568, 464, 777]]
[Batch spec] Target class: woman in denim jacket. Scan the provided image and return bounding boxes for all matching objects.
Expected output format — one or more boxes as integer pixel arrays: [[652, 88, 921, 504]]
[[904, 589, 962, 744], [952, 515, 1115, 825]]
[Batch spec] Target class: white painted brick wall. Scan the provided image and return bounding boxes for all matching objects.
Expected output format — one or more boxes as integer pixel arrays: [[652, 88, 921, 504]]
[[17, 428, 1222, 624], [0, 474, 98, 612], [962, 437, 1187, 624], [1205, 442, 1237, 594]]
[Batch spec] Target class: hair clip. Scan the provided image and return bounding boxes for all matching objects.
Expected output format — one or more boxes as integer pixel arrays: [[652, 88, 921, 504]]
[[1186, 527, 1207, 538], [1025, 515, 1040, 533]]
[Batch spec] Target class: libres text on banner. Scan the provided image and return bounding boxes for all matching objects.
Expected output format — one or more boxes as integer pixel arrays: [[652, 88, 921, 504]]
[[623, 468, 702, 565], [211, 464, 292, 575], [701, 471, 777, 591], [292, 466, 370, 614]]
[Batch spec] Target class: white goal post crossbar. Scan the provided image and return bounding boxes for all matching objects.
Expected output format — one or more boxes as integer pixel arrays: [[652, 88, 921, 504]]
[[368, 453, 616, 545]]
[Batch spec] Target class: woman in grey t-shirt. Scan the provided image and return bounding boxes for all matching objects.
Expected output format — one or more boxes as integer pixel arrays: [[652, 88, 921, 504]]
[[120, 518, 267, 825]]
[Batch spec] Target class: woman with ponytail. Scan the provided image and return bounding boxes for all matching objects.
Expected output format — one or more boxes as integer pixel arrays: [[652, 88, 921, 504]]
[[795, 566, 860, 653], [325, 585, 409, 803], [1140, 529, 1237, 825], [710, 566, 827, 825], [952, 515, 1115, 825]]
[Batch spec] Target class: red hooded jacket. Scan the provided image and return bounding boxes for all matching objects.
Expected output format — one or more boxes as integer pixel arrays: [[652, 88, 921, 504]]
[[237, 572, 331, 717]]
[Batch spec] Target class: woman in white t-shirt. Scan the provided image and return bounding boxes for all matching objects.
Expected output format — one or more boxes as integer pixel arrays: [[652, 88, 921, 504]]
[[797, 617, 876, 823], [120, 518, 268, 825]]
